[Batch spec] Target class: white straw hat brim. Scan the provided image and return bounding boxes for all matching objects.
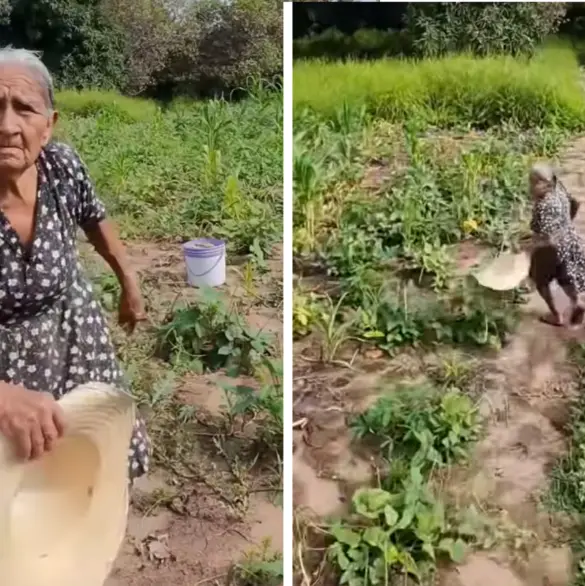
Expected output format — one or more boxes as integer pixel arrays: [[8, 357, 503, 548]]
[[473, 251, 530, 291], [0, 382, 135, 586]]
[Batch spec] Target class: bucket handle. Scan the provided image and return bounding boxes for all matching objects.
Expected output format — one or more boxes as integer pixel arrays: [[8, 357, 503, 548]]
[[186, 250, 225, 279]]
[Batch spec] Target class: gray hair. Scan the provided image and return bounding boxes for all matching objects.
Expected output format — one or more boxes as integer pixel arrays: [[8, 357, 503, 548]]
[[0, 47, 54, 111], [530, 162, 557, 185]]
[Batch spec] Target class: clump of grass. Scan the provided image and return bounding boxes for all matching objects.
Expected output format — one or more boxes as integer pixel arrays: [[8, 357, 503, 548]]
[[547, 342, 585, 513], [55, 89, 158, 121], [294, 41, 585, 129], [545, 343, 585, 584], [221, 358, 283, 456]]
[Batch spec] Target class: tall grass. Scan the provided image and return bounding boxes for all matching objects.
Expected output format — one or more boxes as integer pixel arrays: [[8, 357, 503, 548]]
[[294, 41, 585, 129], [53, 89, 283, 252]]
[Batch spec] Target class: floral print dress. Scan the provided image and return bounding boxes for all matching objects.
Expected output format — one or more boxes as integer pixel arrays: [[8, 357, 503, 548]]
[[0, 142, 149, 481], [531, 181, 585, 292]]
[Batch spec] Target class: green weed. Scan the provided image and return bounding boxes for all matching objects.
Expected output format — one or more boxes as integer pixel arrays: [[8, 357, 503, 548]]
[[158, 288, 273, 375], [293, 289, 323, 339], [55, 89, 158, 121], [230, 542, 283, 586], [56, 88, 282, 253], [351, 384, 480, 471], [221, 358, 283, 455], [327, 467, 478, 585]]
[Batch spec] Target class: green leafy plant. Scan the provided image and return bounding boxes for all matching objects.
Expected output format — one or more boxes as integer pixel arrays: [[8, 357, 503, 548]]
[[328, 467, 473, 585], [158, 288, 273, 375], [350, 384, 480, 470], [230, 542, 283, 586], [92, 272, 120, 312], [293, 289, 323, 338], [221, 358, 283, 453], [353, 278, 520, 354]]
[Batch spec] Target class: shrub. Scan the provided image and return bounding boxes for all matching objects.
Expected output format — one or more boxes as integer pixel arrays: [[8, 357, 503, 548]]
[[101, 0, 179, 96], [404, 3, 568, 58], [0, 0, 282, 97], [293, 27, 407, 61], [3, 0, 127, 90], [169, 0, 283, 97]]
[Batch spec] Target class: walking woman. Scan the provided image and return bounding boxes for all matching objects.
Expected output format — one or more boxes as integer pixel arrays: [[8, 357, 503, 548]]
[[0, 47, 149, 481], [529, 163, 585, 327]]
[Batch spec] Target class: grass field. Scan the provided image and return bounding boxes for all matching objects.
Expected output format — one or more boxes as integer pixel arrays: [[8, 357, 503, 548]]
[[294, 41, 585, 129], [57, 88, 283, 586], [293, 40, 585, 586]]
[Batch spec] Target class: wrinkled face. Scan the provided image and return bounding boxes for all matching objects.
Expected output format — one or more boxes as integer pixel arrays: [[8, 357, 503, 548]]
[[0, 64, 57, 175], [529, 171, 552, 199]]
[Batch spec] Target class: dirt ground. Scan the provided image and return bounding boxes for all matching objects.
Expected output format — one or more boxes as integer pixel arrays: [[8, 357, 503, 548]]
[[78, 241, 283, 586], [293, 138, 585, 585]]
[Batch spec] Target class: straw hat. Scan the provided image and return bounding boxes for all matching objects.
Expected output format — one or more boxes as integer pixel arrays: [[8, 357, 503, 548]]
[[0, 382, 135, 586], [473, 250, 531, 291]]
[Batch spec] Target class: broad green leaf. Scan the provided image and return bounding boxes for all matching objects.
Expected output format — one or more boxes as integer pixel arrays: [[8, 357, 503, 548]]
[[353, 488, 393, 519], [363, 526, 387, 549], [330, 525, 361, 549], [384, 504, 399, 528]]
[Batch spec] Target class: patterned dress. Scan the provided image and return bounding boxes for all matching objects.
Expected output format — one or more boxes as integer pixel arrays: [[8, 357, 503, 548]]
[[531, 181, 585, 292], [0, 142, 149, 481]]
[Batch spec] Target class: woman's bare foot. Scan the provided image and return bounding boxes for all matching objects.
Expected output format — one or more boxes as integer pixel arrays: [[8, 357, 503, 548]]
[[570, 305, 585, 326], [539, 312, 563, 326]]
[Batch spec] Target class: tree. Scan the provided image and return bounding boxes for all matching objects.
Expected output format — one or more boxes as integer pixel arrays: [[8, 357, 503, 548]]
[[2, 0, 126, 88], [102, 0, 178, 94], [404, 3, 568, 57]]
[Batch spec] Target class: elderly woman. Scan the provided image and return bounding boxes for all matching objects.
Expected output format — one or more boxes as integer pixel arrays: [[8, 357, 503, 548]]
[[529, 163, 585, 327], [0, 47, 149, 481]]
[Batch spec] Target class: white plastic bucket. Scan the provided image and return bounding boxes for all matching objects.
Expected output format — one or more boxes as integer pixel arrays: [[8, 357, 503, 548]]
[[182, 238, 226, 287]]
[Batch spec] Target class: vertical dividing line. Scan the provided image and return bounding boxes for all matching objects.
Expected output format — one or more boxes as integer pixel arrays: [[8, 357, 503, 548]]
[[282, 3, 294, 586]]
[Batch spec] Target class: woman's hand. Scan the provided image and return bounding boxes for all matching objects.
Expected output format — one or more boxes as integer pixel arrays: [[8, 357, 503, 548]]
[[119, 279, 147, 333], [0, 384, 65, 460]]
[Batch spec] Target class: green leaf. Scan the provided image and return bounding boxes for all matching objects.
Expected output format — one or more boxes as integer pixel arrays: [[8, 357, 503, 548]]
[[450, 539, 467, 563], [353, 488, 394, 519], [422, 541, 436, 561], [330, 525, 361, 549], [383, 504, 399, 528], [336, 550, 351, 571], [438, 537, 466, 563], [363, 526, 387, 549], [217, 344, 233, 356], [399, 550, 421, 579]]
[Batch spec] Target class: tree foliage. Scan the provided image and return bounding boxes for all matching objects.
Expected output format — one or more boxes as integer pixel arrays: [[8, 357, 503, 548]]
[[0, 0, 282, 97], [3, 0, 126, 88], [404, 3, 568, 57]]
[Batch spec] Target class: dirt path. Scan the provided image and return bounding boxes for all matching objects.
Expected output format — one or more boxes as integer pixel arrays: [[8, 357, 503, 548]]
[[441, 139, 585, 585]]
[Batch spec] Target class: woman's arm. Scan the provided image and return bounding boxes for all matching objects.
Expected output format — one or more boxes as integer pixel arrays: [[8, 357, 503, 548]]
[[84, 219, 147, 331], [52, 144, 147, 330], [84, 219, 135, 288]]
